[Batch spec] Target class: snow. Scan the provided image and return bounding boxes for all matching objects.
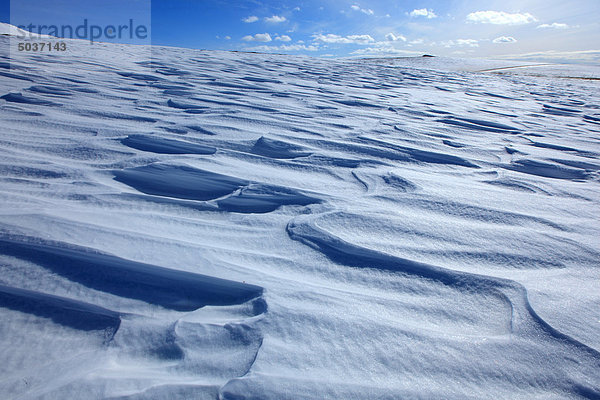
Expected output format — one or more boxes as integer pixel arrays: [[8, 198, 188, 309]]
[[1, 31, 599, 399], [363, 55, 600, 80], [0, 22, 53, 38]]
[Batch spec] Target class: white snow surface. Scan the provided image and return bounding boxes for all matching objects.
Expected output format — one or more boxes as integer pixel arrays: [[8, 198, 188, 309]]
[[0, 22, 53, 38], [1, 36, 600, 400]]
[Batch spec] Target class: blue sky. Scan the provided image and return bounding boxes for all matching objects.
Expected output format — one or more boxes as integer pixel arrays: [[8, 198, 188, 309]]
[[4, 0, 600, 62]]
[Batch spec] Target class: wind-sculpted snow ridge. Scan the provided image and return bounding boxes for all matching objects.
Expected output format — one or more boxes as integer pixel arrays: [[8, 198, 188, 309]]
[[1, 34, 600, 399], [0, 235, 263, 311], [113, 163, 321, 213], [121, 134, 217, 155], [0, 231, 266, 398], [0, 283, 121, 334], [287, 213, 600, 355]]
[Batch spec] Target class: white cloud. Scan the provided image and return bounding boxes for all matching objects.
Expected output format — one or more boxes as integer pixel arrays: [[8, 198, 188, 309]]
[[242, 33, 272, 42], [243, 16, 259, 23], [276, 35, 292, 42], [492, 36, 517, 43], [313, 33, 375, 44], [385, 33, 407, 42], [280, 44, 318, 51], [351, 5, 374, 15], [225, 36, 231, 40], [457, 39, 478, 46], [351, 47, 423, 56], [537, 23, 569, 29], [466, 11, 536, 25], [340, 34, 374, 44], [409, 9, 437, 19], [441, 39, 479, 47], [265, 15, 286, 23]]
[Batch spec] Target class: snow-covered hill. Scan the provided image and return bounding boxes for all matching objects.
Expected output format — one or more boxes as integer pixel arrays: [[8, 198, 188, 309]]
[[0, 22, 52, 38], [1, 34, 599, 399]]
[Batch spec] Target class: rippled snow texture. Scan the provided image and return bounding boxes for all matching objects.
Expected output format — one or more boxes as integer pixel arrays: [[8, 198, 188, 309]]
[[1, 37, 599, 399]]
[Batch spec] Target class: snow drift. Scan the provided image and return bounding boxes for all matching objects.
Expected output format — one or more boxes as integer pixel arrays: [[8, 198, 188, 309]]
[[0, 32, 599, 399]]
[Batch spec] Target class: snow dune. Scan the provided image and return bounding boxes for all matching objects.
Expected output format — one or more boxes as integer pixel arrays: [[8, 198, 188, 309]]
[[0, 33, 599, 399]]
